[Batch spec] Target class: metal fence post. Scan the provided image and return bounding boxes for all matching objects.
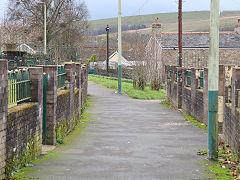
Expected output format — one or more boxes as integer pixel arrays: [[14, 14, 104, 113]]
[[43, 73, 47, 144]]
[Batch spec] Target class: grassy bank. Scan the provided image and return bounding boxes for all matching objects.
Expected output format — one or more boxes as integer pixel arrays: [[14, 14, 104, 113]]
[[88, 74, 165, 100]]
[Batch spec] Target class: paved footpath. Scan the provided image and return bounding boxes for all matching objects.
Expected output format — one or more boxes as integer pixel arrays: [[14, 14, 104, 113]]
[[27, 82, 209, 180]]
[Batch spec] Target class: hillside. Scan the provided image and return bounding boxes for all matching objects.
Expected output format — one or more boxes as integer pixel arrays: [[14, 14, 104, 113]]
[[89, 11, 240, 34]]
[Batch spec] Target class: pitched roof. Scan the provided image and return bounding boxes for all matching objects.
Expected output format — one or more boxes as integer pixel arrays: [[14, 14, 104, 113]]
[[157, 32, 240, 48]]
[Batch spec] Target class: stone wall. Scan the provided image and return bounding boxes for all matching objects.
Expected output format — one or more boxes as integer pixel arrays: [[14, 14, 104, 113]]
[[0, 60, 8, 179], [6, 103, 42, 176], [162, 48, 240, 68], [223, 67, 240, 156], [166, 65, 226, 127], [81, 65, 88, 105], [0, 60, 88, 179], [166, 65, 240, 156], [6, 66, 43, 177], [56, 89, 81, 140]]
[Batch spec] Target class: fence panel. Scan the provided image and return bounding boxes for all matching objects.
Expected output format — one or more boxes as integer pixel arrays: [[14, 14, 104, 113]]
[[8, 69, 31, 107], [186, 70, 191, 87], [57, 65, 66, 89], [199, 71, 204, 88]]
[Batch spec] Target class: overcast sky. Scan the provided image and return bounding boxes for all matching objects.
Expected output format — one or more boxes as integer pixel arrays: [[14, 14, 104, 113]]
[[0, 0, 239, 20]]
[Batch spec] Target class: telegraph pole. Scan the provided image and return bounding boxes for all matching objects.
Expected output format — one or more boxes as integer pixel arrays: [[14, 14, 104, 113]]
[[208, 0, 220, 160], [118, 0, 122, 93], [178, 0, 182, 67], [106, 25, 110, 75]]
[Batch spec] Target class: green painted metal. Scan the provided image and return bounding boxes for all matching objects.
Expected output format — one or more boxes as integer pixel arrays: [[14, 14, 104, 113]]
[[169, 66, 172, 78], [8, 69, 31, 106], [208, 0, 219, 160], [57, 65, 66, 89], [88, 69, 97, 74], [175, 68, 178, 82], [208, 90, 219, 160], [43, 73, 47, 144], [118, 65, 122, 93], [186, 71, 191, 87], [199, 71, 204, 88], [230, 78, 232, 102]]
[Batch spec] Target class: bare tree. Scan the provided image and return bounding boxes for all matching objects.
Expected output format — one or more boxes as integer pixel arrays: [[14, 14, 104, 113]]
[[126, 32, 147, 90], [7, 0, 89, 46]]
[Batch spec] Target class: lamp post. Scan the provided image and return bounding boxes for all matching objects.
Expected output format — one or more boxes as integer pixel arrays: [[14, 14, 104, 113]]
[[118, 0, 122, 93], [38, 0, 47, 55], [106, 25, 110, 75]]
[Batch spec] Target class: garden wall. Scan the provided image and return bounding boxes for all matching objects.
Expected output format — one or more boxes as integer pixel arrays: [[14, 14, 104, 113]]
[[165, 65, 240, 157], [0, 60, 88, 179], [223, 67, 240, 156], [6, 103, 42, 176]]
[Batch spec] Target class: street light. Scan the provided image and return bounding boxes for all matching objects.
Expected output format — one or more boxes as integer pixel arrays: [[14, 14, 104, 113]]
[[106, 25, 110, 74], [37, 0, 47, 55]]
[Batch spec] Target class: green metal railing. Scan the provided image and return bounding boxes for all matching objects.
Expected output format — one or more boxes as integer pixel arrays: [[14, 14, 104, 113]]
[[175, 68, 178, 82], [57, 65, 66, 89], [229, 78, 232, 103], [199, 71, 204, 88], [43, 73, 47, 144], [168, 66, 172, 79], [8, 69, 31, 106], [186, 70, 191, 87], [0, 33, 83, 70]]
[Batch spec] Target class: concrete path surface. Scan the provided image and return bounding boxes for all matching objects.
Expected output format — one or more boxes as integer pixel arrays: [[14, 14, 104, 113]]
[[27, 82, 208, 180]]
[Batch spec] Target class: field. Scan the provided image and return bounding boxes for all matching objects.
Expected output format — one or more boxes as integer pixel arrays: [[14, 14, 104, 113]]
[[88, 74, 165, 100], [89, 11, 240, 33]]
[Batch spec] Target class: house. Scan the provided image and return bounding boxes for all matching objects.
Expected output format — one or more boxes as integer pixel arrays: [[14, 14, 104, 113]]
[[147, 24, 240, 70], [16, 43, 37, 54], [106, 51, 135, 68]]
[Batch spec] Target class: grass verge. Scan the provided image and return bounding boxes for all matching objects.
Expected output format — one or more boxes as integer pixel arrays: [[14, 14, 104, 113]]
[[10, 95, 92, 180], [197, 143, 240, 179], [88, 74, 165, 100]]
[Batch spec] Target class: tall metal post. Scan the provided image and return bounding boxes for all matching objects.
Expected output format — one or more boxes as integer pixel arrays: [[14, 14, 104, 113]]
[[106, 25, 110, 75], [44, 1, 47, 55], [43, 72, 47, 144], [178, 0, 183, 67], [208, 0, 220, 160], [118, 0, 122, 93]]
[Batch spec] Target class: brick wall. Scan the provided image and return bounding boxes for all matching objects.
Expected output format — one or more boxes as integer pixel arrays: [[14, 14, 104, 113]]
[[0, 60, 88, 179], [166, 65, 226, 127], [182, 87, 192, 115], [223, 67, 240, 156], [0, 60, 8, 179], [223, 104, 239, 153], [6, 66, 43, 177], [166, 65, 240, 156], [6, 103, 42, 176], [81, 65, 88, 104]]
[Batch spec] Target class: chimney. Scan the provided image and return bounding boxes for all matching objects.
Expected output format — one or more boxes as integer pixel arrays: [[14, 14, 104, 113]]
[[152, 18, 162, 37]]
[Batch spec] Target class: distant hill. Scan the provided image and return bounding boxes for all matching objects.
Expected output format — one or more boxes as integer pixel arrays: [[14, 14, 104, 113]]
[[89, 11, 240, 35]]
